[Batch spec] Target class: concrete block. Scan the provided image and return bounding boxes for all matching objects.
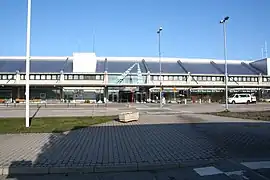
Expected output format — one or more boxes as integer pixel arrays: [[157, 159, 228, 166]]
[[94, 163, 138, 173], [137, 162, 178, 171], [2, 167, 49, 175], [119, 112, 139, 122], [49, 167, 94, 174]]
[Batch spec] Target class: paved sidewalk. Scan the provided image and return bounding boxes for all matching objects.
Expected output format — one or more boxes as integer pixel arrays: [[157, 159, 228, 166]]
[[1, 159, 270, 179], [0, 114, 270, 175]]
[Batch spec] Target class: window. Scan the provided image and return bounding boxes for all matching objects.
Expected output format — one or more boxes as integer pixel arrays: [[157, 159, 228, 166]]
[[193, 76, 197, 81], [68, 75, 73, 80], [153, 76, 158, 80], [163, 76, 168, 81], [30, 75, 35, 80], [207, 76, 211, 81], [173, 76, 178, 81], [46, 75, 51, 80], [246, 77, 251, 81], [179, 76, 182, 81], [240, 94, 248, 98], [52, 75, 57, 80], [79, 75, 84, 80], [243, 77, 246, 82], [169, 76, 173, 81], [198, 76, 202, 81], [8, 75, 13, 80], [96, 75, 101, 80], [84, 75, 95, 80], [74, 75, 79, 80], [183, 76, 187, 81], [212, 77, 216, 81], [233, 77, 238, 81], [202, 76, 207, 81], [238, 77, 242, 81], [216, 77, 221, 81], [41, 75, 46, 80], [20, 75, 25, 80], [2, 75, 7, 80], [36, 75, 40, 80]]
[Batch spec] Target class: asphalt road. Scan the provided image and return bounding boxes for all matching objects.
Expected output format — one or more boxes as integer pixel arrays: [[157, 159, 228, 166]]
[[0, 103, 269, 118]]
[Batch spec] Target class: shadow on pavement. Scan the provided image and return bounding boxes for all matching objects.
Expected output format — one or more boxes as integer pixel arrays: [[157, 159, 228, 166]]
[[6, 120, 270, 178]]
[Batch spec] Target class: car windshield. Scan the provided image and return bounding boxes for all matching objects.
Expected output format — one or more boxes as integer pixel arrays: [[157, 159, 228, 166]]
[[229, 94, 235, 98]]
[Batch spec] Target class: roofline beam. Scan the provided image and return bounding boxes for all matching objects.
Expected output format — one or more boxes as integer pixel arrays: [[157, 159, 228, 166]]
[[141, 59, 150, 72], [249, 63, 267, 75], [241, 62, 261, 75]]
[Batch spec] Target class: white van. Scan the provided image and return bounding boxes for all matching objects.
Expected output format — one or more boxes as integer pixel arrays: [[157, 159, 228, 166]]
[[228, 93, 256, 104]]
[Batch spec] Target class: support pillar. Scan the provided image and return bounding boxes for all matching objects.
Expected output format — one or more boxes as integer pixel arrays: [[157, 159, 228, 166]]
[[60, 88, 64, 101], [103, 86, 108, 103]]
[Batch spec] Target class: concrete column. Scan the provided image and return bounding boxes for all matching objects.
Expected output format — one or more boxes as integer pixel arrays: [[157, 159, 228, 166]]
[[103, 86, 108, 103], [15, 70, 20, 84], [11, 87, 20, 100], [60, 70, 64, 82], [187, 72, 192, 84], [146, 71, 151, 84], [258, 73, 262, 85], [60, 88, 64, 100]]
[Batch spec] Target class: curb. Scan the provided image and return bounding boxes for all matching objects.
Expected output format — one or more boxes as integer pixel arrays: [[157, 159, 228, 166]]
[[0, 159, 219, 175]]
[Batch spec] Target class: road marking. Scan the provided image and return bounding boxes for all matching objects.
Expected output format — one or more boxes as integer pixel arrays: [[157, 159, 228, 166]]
[[225, 171, 249, 180], [194, 166, 224, 176], [241, 161, 270, 170]]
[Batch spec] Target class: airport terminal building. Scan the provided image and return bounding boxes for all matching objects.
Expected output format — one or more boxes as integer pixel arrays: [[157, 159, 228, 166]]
[[0, 52, 270, 103]]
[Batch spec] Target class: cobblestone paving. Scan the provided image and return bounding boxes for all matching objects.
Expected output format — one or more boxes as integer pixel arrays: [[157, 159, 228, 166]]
[[2, 160, 270, 179], [0, 113, 270, 174]]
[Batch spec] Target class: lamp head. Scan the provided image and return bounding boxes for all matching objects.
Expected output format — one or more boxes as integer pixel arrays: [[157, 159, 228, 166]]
[[157, 26, 163, 33], [220, 16, 229, 23]]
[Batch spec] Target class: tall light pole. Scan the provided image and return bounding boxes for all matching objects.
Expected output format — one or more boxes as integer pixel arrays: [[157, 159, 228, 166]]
[[220, 16, 229, 111], [157, 27, 162, 108], [25, 0, 32, 127]]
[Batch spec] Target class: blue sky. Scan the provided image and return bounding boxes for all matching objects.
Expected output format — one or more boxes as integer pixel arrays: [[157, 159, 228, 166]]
[[0, 0, 270, 60]]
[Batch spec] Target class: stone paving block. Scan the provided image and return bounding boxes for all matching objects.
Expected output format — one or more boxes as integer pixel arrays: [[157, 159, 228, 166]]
[[94, 163, 138, 173], [2, 167, 49, 175], [137, 162, 179, 171], [49, 167, 94, 174]]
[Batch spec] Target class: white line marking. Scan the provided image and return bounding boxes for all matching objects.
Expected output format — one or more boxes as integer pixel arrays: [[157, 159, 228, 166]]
[[194, 166, 224, 176], [241, 161, 270, 170], [225, 171, 249, 180]]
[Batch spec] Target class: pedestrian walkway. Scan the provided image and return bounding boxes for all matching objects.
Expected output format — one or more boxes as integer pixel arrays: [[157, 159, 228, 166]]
[[0, 113, 270, 175], [1, 160, 270, 179]]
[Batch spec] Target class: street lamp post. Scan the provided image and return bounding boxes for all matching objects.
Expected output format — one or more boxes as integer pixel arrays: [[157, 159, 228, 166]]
[[157, 27, 163, 108], [220, 16, 229, 111], [25, 0, 32, 127]]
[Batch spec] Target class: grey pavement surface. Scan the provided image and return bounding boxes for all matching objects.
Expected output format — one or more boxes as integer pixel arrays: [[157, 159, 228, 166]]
[[1, 159, 270, 179], [0, 103, 270, 118], [0, 112, 270, 177]]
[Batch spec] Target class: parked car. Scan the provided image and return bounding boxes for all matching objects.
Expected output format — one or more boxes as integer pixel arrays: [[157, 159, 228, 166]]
[[228, 93, 256, 104]]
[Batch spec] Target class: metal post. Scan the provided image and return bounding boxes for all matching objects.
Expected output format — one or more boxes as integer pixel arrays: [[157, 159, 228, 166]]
[[157, 27, 162, 108], [25, 0, 32, 127], [223, 22, 229, 111]]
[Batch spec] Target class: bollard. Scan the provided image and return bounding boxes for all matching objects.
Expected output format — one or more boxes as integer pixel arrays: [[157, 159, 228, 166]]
[[45, 103, 47, 108], [184, 99, 187, 104], [68, 103, 70, 108], [209, 99, 211, 103], [199, 99, 202, 104]]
